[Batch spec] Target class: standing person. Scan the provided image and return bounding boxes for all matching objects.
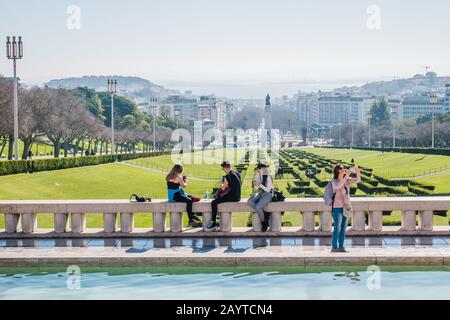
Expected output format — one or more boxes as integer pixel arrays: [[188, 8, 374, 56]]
[[205, 161, 242, 232], [166, 165, 202, 227], [248, 163, 274, 232], [330, 164, 361, 253]]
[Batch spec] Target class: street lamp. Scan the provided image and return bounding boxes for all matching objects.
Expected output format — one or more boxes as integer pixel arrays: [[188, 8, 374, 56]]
[[149, 98, 158, 151], [390, 106, 398, 148], [107, 79, 117, 155], [6, 36, 23, 160], [338, 123, 342, 146], [174, 110, 180, 130], [350, 121, 355, 149], [367, 111, 372, 148]]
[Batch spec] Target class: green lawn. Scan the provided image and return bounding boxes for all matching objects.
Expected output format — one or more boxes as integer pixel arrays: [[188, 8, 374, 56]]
[[1, 148, 449, 229], [126, 149, 248, 179], [305, 148, 450, 178], [1, 140, 55, 158]]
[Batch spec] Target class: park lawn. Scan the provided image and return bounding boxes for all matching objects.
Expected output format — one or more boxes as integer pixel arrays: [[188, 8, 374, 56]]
[[126, 149, 248, 179], [1, 140, 55, 159], [305, 148, 450, 178], [414, 171, 450, 194]]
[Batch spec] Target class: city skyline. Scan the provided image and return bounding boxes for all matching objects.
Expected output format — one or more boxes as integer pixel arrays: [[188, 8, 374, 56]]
[[1, 0, 450, 98]]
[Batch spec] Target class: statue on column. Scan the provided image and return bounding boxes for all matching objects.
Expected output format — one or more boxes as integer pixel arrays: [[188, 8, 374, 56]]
[[265, 94, 271, 106]]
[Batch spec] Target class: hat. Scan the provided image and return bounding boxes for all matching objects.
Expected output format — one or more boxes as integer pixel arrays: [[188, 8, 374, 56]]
[[221, 161, 231, 168], [255, 163, 268, 170]]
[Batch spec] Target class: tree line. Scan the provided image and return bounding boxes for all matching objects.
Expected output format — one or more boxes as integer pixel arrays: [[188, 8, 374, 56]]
[[0, 75, 175, 160], [327, 99, 450, 148]]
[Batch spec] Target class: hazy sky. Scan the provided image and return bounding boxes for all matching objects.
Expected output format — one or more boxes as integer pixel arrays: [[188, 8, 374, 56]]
[[1, 0, 450, 91]]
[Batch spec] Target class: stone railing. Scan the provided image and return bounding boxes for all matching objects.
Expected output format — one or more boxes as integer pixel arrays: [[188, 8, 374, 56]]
[[0, 197, 449, 235]]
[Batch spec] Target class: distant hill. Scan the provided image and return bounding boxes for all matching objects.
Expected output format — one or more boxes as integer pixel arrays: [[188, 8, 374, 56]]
[[348, 73, 450, 96], [44, 76, 180, 100]]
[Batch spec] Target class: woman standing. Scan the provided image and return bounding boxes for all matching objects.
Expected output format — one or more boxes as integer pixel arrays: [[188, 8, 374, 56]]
[[248, 163, 274, 232], [331, 164, 361, 253], [166, 165, 202, 227]]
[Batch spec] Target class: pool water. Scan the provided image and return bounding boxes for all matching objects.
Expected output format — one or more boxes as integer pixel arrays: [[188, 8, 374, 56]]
[[1, 266, 449, 300]]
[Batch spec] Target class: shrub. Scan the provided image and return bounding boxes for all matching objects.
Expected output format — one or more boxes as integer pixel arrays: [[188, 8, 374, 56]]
[[408, 185, 434, 195], [0, 151, 169, 176]]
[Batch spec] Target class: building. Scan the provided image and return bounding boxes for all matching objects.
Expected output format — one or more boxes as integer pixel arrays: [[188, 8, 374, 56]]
[[398, 93, 447, 120], [317, 95, 376, 126], [296, 93, 319, 128]]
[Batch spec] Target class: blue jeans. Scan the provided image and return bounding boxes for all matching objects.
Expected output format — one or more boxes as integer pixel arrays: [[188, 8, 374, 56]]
[[247, 192, 273, 222], [332, 208, 348, 249]]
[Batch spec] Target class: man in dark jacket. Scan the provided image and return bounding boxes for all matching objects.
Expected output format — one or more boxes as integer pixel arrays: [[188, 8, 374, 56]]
[[205, 161, 242, 232]]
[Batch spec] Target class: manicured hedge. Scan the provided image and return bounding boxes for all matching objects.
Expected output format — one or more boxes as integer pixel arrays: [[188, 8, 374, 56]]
[[408, 185, 434, 195], [0, 151, 170, 176], [374, 175, 410, 187], [318, 146, 450, 156]]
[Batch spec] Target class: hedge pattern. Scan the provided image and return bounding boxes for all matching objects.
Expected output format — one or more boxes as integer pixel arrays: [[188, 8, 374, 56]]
[[318, 146, 450, 156], [0, 152, 170, 176]]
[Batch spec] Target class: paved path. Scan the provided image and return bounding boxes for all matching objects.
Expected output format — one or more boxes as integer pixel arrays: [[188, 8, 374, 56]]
[[0, 242, 449, 266], [391, 168, 450, 180], [116, 162, 219, 181]]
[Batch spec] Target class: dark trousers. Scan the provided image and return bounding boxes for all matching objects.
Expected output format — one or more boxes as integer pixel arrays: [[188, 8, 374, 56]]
[[211, 194, 240, 222], [173, 192, 195, 221]]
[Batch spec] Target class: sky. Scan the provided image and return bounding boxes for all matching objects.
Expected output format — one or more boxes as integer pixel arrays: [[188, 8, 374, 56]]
[[1, 0, 450, 97]]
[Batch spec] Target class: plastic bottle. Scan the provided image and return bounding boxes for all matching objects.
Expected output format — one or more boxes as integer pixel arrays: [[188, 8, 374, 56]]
[[205, 191, 209, 201]]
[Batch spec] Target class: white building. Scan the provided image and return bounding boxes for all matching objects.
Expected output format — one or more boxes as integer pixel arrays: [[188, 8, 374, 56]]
[[317, 95, 376, 126], [398, 93, 447, 120]]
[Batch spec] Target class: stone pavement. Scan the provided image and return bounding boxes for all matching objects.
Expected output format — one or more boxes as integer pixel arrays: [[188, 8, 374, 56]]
[[0, 237, 450, 267]]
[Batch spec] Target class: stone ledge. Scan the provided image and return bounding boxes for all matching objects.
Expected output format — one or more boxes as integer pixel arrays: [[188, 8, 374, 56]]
[[1, 248, 449, 267], [1, 227, 449, 239]]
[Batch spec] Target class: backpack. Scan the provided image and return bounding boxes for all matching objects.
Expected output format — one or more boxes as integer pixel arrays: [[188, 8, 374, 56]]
[[129, 194, 152, 203], [323, 181, 336, 207]]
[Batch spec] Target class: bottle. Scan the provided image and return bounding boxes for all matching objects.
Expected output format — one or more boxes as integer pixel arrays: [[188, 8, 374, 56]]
[[205, 191, 209, 201]]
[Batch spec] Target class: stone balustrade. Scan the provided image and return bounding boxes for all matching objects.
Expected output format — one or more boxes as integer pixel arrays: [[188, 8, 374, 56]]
[[0, 197, 449, 236]]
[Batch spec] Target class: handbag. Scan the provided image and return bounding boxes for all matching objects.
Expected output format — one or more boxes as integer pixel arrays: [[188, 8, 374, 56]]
[[272, 190, 286, 202], [129, 194, 152, 203], [214, 187, 231, 199], [344, 204, 353, 218], [189, 195, 202, 202]]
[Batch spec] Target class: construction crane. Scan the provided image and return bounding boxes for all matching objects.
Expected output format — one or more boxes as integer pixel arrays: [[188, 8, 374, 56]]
[[421, 66, 431, 74]]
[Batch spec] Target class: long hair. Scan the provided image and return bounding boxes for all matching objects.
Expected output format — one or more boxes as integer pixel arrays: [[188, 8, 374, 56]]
[[333, 164, 344, 179], [166, 165, 183, 181], [261, 167, 274, 187]]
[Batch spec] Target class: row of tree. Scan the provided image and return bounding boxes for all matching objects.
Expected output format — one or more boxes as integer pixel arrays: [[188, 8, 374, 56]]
[[0, 76, 175, 160], [328, 117, 450, 148]]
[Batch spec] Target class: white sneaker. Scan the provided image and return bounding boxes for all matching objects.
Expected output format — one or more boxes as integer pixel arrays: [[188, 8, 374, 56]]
[[204, 221, 219, 232]]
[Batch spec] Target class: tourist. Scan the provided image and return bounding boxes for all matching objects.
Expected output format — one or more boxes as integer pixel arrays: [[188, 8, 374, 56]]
[[166, 165, 202, 227], [205, 161, 242, 232], [330, 164, 361, 253], [247, 163, 274, 232]]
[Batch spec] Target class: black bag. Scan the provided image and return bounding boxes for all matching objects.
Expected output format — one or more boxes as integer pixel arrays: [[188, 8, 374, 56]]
[[129, 194, 152, 203], [272, 190, 286, 202]]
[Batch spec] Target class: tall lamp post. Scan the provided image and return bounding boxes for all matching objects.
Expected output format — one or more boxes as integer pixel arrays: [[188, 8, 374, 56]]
[[150, 98, 157, 151], [107, 79, 117, 155], [391, 105, 398, 148], [432, 111, 435, 149], [6, 36, 23, 160], [174, 110, 180, 130], [350, 121, 355, 149], [367, 111, 372, 148]]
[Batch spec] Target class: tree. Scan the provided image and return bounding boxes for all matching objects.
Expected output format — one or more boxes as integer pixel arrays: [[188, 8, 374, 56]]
[[370, 99, 391, 125], [18, 88, 48, 159], [98, 92, 137, 127], [72, 87, 105, 122], [0, 76, 14, 159]]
